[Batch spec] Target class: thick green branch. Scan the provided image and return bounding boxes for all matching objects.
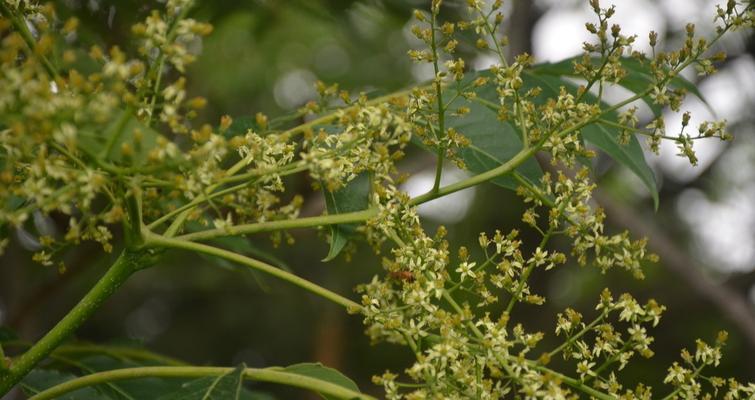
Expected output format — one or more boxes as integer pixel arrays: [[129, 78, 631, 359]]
[[0, 251, 142, 395], [144, 232, 362, 311], [26, 366, 376, 400]]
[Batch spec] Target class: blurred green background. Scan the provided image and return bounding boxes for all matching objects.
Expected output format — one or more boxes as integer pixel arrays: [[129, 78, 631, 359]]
[[1, 0, 754, 398]]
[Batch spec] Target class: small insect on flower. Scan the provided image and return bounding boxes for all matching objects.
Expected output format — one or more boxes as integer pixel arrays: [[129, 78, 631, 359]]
[[388, 270, 415, 283]]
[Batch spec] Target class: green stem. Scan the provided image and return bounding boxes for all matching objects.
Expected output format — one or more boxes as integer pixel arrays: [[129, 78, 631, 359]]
[[27, 366, 376, 400], [528, 363, 616, 400], [143, 57, 166, 128], [50, 143, 88, 170], [174, 209, 377, 242], [140, 2, 192, 128], [123, 184, 145, 246], [217, 162, 308, 185], [587, 339, 633, 382], [505, 214, 560, 314], [410, 143, 539, 205], [548, 309, 609, 358], [144, 232, 361, 311], [575, 45, 618, 104], [0, 251, 140, 396], [0, 2, 59, 79], [429, 10, 446, 194], [659, 364, 706, 400], [147, 160, 306, 234]]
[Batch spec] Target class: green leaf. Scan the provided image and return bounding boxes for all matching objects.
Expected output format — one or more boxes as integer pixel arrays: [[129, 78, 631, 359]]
[[532, 56, 712, 117], [582, 122, 659, 208], [224, 116, 259, 138], [524, 68, 660, 208], [281, 362, 360, 400], [158, 364, 247, 400], [21, 369, 101, 400], [618, 57, 710, 114], [422, 75, 543, 191], [448, 100, 543, 190], [322, 173, 370, 262], [22, 355, 273, 400], [60, 354, 188, 399], [323, 227, 349, 263], [77, 109, 162, 166]]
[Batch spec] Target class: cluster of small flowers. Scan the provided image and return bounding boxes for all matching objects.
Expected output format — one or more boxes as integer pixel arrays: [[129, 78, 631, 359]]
[[476, 230, 566, 308], [355, 188, 572, 398], [0, 5, 127, 259], [361, 192, 520, 398], [0, 1, 300, 262], [662, 331, 755, 399], [639, 13, 737, 163], [130, 0, 210, 74], [520, 168, 657, 279], [553, 289, 666, 390], [139, 120, 303, 238], [356, 2, 755, 398], [359, 186, 447, 342], [360, 180, 748, 398], [538, 88, 600, 166], [406, 2, 474, 171], [406, 87, 471, 170], [229, 129, 302, 231], [577, 1, 750, 168], [576, 2, 637, 86], [128, 0, 213, 131], [301, 104, 411, 191]]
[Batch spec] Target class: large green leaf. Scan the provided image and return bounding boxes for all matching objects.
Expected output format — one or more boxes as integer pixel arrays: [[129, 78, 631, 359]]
[[158, 364, 248, 400], [532, 56, 712, 117], [426, 73, 544, 190], [444, 66, 658, 208], [582, 122, 658, 208], [445, 98, 543, 190], [46, 354, 188, 399], [280, 362, 360, 400], [22, 354, 272, 400], [522, 69, 660, 208], [322, 173, 370, 262], [21, 369, 101, 400]]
